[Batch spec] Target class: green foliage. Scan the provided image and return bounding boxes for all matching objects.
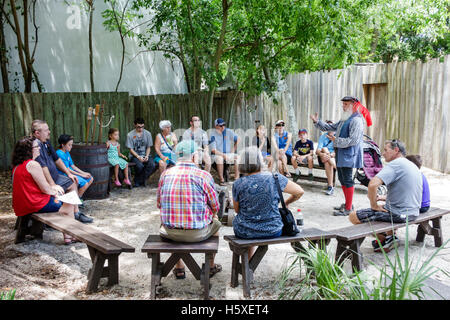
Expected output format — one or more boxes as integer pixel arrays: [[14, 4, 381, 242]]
[[98, 0, 450, 98], [278, 224, 450, 300], [0, 289, 16, 300]]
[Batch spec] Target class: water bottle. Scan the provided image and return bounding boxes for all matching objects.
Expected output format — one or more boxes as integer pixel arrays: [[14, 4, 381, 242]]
[[296, 209, 304, 231]]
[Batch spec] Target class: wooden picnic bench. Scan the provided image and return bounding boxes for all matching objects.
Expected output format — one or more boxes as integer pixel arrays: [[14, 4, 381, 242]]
[[141, 235, 219, 300], [331, 207, 450, 271], [291, 162, 336, 185], [224, 228, 336, 297], [14, 212, 135, 293]]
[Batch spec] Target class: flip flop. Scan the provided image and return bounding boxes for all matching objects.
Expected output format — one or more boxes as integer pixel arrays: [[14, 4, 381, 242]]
[[172, 267, 186, 279]]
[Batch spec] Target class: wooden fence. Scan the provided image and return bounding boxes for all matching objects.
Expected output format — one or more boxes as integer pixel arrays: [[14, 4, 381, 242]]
[[1, 55, 449, 173]]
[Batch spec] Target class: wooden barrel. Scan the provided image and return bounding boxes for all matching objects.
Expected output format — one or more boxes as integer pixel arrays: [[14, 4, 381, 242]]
[[71, 143, 110, 200]]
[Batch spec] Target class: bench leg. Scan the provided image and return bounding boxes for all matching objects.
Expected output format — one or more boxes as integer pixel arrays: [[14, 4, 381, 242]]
[[15, 215, 31, 244], [335, 240, 351, 266], [107, 254, 120, 286], [150, 253, 162, 299], [230, 251, 239, 288], [87, 250, 107, 293], [202, 253, 213, 300], [240, 251, 251, 298], [432, 217, 443, 247], [30, 219, 44, 239], [416, 223, 426, 242], [349, 238, 364, 272]]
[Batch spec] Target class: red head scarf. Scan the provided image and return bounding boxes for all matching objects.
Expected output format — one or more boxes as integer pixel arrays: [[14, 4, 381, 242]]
[[352, 99, 372, 127]]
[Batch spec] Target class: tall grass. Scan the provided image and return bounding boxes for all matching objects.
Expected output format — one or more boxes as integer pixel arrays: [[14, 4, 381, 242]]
[[278, 222, 449, 300], [0, 289, 16, 300]]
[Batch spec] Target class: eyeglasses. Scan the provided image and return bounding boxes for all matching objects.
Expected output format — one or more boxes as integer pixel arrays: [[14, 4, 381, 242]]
[[136, 125, 144, 128], [32, 146, 40, 149], [275, 124, 285, 127]]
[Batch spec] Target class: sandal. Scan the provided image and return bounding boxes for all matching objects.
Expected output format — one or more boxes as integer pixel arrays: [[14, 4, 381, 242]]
[[172, 267, 186, 279], [63, 234, 74, 245], [219, 181, 226, 186], [209, 264, 222, 278]]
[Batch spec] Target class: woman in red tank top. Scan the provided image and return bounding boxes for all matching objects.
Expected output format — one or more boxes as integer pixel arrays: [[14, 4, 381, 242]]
[[12, 137, 79, 245]]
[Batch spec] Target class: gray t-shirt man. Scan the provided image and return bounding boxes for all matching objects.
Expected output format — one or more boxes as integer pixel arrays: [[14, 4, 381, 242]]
[[182, 128, 209, 149], [126, 129, 153, 158], [376, 157, 422, 217]]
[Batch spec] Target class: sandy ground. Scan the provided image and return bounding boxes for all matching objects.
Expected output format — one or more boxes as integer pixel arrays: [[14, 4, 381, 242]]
[[1, 166, 450, 300]]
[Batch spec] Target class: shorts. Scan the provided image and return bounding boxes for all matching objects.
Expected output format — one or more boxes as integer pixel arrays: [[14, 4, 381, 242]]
[[55, 174, 75, 192], [75, 174, 92, 188], [159, 218, 222, 243], [295, 155, 309, 164], [37, 196, 63, 213], [154, 152, 176, 165], [337, 167, 354, 188], [356, 207, 417, 224]]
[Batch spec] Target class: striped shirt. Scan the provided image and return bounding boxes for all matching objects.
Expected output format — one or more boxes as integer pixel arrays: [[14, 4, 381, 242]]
[[157, 161, 219, 229]]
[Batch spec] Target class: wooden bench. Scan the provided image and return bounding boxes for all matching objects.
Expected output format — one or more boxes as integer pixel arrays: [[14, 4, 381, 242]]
[[224, 228, 336, 297], [141, 235, 219, 300], [14, 212, 135, 293], [291, 162, 337, 185], [331, 207, 450, 272]]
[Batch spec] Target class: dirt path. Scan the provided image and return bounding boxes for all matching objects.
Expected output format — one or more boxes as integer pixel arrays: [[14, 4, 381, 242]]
[[1, 167, 449, 300]]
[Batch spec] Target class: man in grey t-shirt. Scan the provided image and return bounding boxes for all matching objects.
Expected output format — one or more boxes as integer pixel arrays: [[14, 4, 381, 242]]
[[126, 118, 156, 187], [182, 115, 211, 172], [349, 139, 422, 253]]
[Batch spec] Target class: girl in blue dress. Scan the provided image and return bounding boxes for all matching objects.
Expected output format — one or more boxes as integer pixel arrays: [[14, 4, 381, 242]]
[[56, 134, 94, 198]]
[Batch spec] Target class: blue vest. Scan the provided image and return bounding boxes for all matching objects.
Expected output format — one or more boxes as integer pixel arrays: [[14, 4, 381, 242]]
[[336, 113, 364, 168]]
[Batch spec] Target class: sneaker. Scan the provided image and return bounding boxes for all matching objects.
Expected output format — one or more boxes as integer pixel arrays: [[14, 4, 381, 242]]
[[373, 235, 399, 253], [325, 186, 334, 195], [333, 208, 353, 216], [123, 179, 132, 186], [293, 174, 300, 183], [308, 173, 314, 181], [114, 180, 122, 187], [75, 212, 94, 224]]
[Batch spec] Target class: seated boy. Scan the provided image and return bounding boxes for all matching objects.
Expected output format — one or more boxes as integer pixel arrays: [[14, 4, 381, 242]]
[[316, 121, 336, 195], [292, 129, 314, 182]]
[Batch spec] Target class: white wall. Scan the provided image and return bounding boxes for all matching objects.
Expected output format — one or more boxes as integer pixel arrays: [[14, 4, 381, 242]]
[[2, 0, 188, 94]]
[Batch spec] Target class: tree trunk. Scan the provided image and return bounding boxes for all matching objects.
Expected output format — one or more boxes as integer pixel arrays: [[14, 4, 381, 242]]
[[207, 0, 231, 127], [0, 0, 9, 92], [88, 1, 95, 92], [9, 0, 30, 91]]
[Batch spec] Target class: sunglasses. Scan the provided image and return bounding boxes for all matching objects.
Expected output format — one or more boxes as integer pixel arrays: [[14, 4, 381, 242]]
[[136, 125, 145, 128], [275, 124, 285, 127]]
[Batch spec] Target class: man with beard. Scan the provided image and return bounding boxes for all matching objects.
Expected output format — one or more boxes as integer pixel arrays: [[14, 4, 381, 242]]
[[310, 96, 372, 216]]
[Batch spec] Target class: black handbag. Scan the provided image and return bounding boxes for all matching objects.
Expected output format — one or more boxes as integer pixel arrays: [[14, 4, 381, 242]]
[[273, 173, 300, 236]]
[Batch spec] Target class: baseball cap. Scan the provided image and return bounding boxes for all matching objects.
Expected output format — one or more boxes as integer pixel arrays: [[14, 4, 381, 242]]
[[175, 140, 199, 158], [214, 118, 226, 126], [298, 128, 308, 134]]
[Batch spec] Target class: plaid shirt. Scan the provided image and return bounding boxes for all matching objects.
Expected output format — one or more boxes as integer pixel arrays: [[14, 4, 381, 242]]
[[157, 161, 219, 229]]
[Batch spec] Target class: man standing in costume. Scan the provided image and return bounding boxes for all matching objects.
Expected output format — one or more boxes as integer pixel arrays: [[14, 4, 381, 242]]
[[310, 96, 372, 216]]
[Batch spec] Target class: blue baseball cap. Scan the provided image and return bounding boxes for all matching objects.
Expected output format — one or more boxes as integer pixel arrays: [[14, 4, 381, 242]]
[[214, 118, 226, 126], [298, 128, 308, 134]]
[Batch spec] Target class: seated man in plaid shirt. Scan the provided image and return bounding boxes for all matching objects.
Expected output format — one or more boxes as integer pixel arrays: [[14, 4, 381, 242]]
[[157, 140, 222, 279]]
